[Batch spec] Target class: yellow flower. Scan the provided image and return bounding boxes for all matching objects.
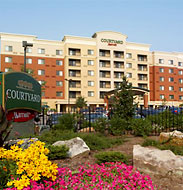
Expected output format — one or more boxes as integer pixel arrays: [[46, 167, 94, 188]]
[[17, 140, 24, 145], [7, 181, 13, 186]]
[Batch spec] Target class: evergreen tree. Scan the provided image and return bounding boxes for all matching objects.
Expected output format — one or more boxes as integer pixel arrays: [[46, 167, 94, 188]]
[[76, 96, 87, 109], [113, 76, 137, 120]]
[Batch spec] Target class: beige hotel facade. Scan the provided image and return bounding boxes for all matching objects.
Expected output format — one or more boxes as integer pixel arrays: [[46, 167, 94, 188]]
[[0, 31, 183, 111]]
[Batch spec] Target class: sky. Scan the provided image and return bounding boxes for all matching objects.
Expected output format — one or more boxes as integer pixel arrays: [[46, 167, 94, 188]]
[[0, 0, 183, 52]]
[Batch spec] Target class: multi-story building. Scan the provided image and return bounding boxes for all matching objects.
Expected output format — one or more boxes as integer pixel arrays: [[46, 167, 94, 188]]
[[150, 51, 183, 107], [0, 31, 182, 110]]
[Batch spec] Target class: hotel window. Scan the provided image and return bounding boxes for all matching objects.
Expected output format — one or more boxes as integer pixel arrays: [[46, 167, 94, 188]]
[[38, 59, 45, 65], [38, 70, 45, 75], [168, 60, 173, 65], [56, 81, 63, 86], [160, 86, 164, 91], [179, 87, 183, 92], [179, 96, 183, 100], [126, 63, 132, 68], [159, 68, 164, 73], [5, 68, 12, 72], [56, 50, 63, 55], [38, 48, 45, 54], [159, 59, 164, 64], [88, 49, 94, 55], [169, 95, 174, 100], [88, 91, 94, 97], [169, 69, 174, 73], [169, 86, 174, 91], [56, 71, 63, 76], [88, 70, 94, 76], [88, 60, 94, 66], [178, 62, 183, 67], [26, 47, 32, 53], [126, 53, 132, 59], [56, 91, 63, 97], [100, 61, 106, 67], [160, 94, 165, 99], [5, 57, 12, 63], [179, 70, 183, 75], [56, 60, 63, 66], [88, 81, 94, 86], [126, 73, 132, 78], [179, 79, 183, 84], [169, 77, 174, 82], [5, 45, 13, 52], [38, 80, 45, 85], [159, 77, 164, 82], [26, 58, 32, 64], [69, 60, 76, 66]]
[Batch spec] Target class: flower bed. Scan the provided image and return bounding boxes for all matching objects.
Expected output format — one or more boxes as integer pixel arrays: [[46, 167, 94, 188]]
[[1, 140, 158, 190], [5, 162, 157, 190]]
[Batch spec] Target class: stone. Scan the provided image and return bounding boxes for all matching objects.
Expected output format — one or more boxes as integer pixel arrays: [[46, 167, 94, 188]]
[[133, 144, 183, 186], [4, 138, 38, 149], [52, 137, 90, 158], [159, 130, 183, 146]]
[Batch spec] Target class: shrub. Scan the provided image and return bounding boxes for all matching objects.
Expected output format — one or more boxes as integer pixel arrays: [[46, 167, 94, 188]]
[[0, 159, 17, 189], [95, 151, 128, 164], [131, 118, 153, 136], [109, 116, 128, 135], [93, 118, 109, 134], [39, 130, 124, 151], [54, 113, 76, 131], [0, 140, 58, 190], [47, 145, 69, 160]]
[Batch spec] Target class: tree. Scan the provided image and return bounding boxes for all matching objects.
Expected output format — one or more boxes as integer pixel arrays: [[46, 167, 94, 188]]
[[113, 76, 137, 120], [76, 96, 87, 109]]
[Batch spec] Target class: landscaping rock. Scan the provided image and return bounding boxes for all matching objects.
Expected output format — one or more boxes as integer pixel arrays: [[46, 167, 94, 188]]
[[159, 130, 183, 146], [4, 138, 38, 149], [52, 137, 90, 158], [133, 145, 183, 187]]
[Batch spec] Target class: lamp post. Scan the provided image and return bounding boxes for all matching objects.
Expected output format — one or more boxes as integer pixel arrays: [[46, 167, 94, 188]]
[[65, 79, 72, 112], [22, 41, 33, 73]]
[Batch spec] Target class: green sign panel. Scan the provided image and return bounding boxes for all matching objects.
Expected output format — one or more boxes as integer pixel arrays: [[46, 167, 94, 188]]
[[0, 72, 41, 113]]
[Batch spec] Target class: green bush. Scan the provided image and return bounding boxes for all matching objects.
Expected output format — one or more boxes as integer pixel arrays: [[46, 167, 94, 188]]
[[54, 113, 76, 131], [39, 130, 124, 151], [47, 145, 69, 160], [95, 151, 128, 164], [0, 159, 17, 189], [109, 116, 128, 135], [93, 118, 109, 134], [131, 118, 153, 136]]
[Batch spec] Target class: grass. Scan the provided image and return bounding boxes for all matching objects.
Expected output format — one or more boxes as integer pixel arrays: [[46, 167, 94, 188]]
[[142, 138, 183, 156]]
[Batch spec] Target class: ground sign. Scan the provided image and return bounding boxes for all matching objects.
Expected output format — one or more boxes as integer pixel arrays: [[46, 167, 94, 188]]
[[0, 72, 41, 122]]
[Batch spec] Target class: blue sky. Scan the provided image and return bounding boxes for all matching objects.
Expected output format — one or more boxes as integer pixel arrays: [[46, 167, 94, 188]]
[[0, 0, 183, 52]]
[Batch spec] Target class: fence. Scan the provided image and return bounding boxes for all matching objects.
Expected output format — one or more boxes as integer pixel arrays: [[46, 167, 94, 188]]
[[37, 106, 183, 135]]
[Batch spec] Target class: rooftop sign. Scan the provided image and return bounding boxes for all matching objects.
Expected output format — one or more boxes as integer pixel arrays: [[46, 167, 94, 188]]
[[0, 72, 41, 113], [101, 38, 123, 46]]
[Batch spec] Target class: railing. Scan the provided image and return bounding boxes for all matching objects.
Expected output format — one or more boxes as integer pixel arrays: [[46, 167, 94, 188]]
[[37, 106, 183, 135]]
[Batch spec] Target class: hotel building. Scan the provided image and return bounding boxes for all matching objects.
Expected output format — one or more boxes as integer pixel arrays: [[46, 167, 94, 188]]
[[0, 31, 182, 111]]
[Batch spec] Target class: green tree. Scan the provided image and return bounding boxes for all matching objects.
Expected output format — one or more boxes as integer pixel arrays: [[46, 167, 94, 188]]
[[113, 76, 137, 120], [76, 96, 87, 109]]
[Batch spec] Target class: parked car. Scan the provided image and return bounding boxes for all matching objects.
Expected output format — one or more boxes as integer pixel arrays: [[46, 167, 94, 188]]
[[83, 112, 108, 123], [46, 113, 63, 127]]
